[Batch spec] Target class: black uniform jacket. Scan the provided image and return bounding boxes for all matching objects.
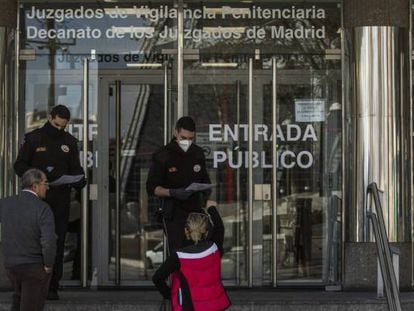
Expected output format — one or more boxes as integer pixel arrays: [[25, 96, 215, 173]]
[[146, 139, 211, 212], [14, 122, 84, 183]]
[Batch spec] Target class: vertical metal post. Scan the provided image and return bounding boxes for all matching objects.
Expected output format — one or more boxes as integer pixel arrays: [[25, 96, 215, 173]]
[[0, 29, 5, 197], [0, 29, 4, 197], [0, 27, 13, 197], [410, 4, 414, 289], [163, 63, 169, 259], [271, 56, 278, 287], [115, 80, 121, 285], [164, 63, 169, 146], [248, 58, 253, 287], [340, 11, 346, 285], [236, 79, 241, 284], [177, 0, 184, 117], [14, 5, 20, 195], [349, 27, 407, 242], [81, 57, 90, 287]]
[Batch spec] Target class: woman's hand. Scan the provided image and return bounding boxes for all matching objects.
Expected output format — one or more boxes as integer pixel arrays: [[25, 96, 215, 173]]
[[206, 200, 217, 208]]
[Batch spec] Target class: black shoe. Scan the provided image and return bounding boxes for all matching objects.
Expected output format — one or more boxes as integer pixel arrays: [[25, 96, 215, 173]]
[[47, 290, 59, 300]]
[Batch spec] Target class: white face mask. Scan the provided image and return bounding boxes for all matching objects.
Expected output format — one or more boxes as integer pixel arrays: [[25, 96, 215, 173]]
[[178, 139, 192, 152]]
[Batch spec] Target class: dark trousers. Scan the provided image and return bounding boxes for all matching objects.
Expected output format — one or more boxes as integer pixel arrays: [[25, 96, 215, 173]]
[[46, 188, 71, 291], [164, 207, 189, 254], [67, 219, 81, 280], [6, 264, 51, 311]]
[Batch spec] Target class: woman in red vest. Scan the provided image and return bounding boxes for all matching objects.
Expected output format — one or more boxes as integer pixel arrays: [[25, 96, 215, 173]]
[[152, 203, 231, 311]]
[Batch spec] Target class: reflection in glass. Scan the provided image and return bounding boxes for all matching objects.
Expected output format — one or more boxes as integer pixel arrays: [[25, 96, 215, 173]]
[[19, 0, 343, 287], [187, 55, 341, 285], [262, 61, 342, 283], [189, 79, 249, 285], [22, 57, 98, 283], [108, 83, 164, 281]]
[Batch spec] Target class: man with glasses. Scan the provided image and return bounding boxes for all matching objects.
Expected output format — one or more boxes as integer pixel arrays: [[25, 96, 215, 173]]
[[147, 116, 212, 253], [14, 105, 86, 300], [0, 169, 56, 311]]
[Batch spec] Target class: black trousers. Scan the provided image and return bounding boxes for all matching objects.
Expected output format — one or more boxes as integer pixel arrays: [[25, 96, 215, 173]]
[[6, 264, 51, 311], [67, 219, 81, 280], [164, 207, 189, 254], [45, 188, 71, 291]]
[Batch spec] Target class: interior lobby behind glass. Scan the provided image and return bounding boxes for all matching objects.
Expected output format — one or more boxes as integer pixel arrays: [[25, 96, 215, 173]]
[[17, 0, 342, 287]]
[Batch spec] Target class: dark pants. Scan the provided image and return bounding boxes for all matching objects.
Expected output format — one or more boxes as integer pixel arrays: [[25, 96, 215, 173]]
[[6, 264, 51, 311], [164, 207, 189, 254], [67, 219, 81, 280], [46, 188, 71, 291]]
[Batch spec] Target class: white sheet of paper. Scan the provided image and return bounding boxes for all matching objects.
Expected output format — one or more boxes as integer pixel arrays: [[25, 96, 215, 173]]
[[49, 174, 84, 187], [185, 183, 214, 192]]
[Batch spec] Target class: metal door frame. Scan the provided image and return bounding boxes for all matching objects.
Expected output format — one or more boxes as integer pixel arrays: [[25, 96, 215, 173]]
[[183, 63, 342, 287], [183, 62, 276, 287], [94, 64, 341, 287], [96, 73, 167, 286]]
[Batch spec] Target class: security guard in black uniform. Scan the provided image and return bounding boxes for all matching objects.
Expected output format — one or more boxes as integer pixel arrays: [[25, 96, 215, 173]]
[[146, 116, 211, 253], [14, 105, 86, 300]]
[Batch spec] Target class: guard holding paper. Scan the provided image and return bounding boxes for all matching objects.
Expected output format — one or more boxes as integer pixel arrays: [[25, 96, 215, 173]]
[[14, 105, 86, 300], [146, 116, 211, 253]]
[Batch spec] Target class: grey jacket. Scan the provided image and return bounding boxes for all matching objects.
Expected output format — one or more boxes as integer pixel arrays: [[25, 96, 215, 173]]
[[0, 191, 56, 268]]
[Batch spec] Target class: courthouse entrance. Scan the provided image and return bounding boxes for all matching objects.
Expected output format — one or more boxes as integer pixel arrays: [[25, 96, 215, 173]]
[[89, 50, 342, 286], [14, 0, 343, 288]]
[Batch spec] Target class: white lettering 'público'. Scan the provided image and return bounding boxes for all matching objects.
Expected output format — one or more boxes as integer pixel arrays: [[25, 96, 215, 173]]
[[213, 150, 313, 169]]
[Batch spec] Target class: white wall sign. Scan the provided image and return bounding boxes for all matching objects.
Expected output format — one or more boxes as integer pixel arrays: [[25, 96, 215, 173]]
[[295, 99, 325, 122]]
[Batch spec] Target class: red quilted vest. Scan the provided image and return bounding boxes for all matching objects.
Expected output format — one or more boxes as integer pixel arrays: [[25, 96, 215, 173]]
[[171, 243, 230, 311]]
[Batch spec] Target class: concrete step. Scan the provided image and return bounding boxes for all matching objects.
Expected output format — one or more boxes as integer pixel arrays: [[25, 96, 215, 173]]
[[0, 289, 413, 310]]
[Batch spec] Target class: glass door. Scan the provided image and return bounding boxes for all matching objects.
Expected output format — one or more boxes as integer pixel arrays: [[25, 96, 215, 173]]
[[96, 66, 171, 285], [185, 53, 342, 286], [185, 59, 249, 286], [13, 59, 100, 288], [16, 0, 343, 289], [185, 56, 274, 286], [272, 56, 342, 285], [181, 0, 342, 287]]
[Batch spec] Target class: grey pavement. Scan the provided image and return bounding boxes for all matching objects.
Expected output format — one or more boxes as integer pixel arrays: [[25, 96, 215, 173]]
[[0, 289, 413, 310]]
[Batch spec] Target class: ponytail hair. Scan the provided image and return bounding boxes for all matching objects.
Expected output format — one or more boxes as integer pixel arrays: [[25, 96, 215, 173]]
[[185, 213, 209, 244]]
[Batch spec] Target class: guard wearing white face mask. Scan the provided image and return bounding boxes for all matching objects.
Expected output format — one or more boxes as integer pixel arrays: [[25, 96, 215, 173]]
[[146, 116, 212, 253]]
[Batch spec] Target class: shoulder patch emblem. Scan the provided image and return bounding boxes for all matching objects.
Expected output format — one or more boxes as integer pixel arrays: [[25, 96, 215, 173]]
[[61, 145, 70, 153], [193, 164, 201, 173]]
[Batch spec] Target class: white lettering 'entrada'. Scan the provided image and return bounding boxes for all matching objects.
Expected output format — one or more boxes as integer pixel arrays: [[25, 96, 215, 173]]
[[209, 124, 317, 142]]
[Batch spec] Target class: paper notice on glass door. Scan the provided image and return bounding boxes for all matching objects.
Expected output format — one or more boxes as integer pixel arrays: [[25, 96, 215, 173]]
[[295, 99, 325, 122]]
